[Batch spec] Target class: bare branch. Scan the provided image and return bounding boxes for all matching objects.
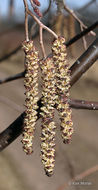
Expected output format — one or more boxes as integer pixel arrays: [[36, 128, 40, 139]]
[[23, 0, 29, 41], [70, 99, 98, 110], [0, 71, 25, 84], [1, 96, 98, 151], [63, 3, 96, 36], [70, 38, 98, 86], [0, 22, 97, 63], [0, 38, 98, 86], [58, 165, 98, 190], [0, 38, 98, 151]]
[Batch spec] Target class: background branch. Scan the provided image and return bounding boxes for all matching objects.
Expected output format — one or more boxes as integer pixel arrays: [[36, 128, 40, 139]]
[[0, 38, 97, 85], [0, 38, 98, 151], [0, 21, 97, 63]]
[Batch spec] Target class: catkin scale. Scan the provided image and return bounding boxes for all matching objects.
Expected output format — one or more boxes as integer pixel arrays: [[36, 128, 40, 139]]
[[52, 37, 73, 144], [22, 40, 39, 155], [40, 58, 57, 176]]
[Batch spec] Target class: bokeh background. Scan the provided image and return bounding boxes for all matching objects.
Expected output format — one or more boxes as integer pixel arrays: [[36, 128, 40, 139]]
[[0, 0, 98, 190]]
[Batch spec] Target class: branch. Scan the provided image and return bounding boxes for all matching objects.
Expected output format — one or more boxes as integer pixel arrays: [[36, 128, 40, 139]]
[[0, 38, 98, 151], [23, 0, 29, 41], [70, 99, 98, 110], [0, 71, 25, 84], [0, 21, 97, 63], [1, 97, 98, 151], [70, 38, 98, 86], [58, 165, 98, 190], [0, 38, 97, 85], [0, 45, 21, 63], [63, 3, 96, 36]]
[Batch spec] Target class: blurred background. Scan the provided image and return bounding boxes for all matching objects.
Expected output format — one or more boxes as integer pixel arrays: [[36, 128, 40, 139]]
[[0, 0, 98, 190]]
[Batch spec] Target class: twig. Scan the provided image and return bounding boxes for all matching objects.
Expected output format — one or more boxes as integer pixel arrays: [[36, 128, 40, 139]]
[[28, 9, 58, 38], [0, 38, 98, 151], [1, 96, 98, 151], [23, 0, 29, 41], [0, 71, 25, 84], [39, 27, 46, 57], [58, 165, 98, 190], [63, 3, 96, 36], [0, 38, 98, 85], [0, 45, 21, 63], [9, 0, 14, 17], [66, 21, 98, 47], [0, 21, 97, 63], [80, 24, 87, 50], [23, 0, 57, 57]]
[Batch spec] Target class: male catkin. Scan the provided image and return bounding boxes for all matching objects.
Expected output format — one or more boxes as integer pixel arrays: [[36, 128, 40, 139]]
[[40, 58, 57, 176], [52, 37, 73, 144], [22, 40, 39, 154]]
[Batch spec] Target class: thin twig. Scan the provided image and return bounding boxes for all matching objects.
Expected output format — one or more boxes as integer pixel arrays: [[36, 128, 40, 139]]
[[63, 2, 96, 36], [80, 24, 87, 50], [1, 97, 98, 151], [27, 9, 58, 39], [0, 38, 98, 151], [58, 165, 98, 190], [0, 71, 25, 84], [23, 0, 29, 41], [0, 38, 98, 85], [39, 27, 46, 57], [0, 22, 97, 63]]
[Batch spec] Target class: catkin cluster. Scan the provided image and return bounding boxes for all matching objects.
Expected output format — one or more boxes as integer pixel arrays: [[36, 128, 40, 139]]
[[40, 58, 57, 176], [52, 37, 73, 144], [22, 40, 39, 155]]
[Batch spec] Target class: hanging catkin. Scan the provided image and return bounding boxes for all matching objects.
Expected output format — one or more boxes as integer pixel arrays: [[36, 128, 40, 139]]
[[52, 36, 73, 144], [22, 40, 39, 154], [40, 57, 56, 176]]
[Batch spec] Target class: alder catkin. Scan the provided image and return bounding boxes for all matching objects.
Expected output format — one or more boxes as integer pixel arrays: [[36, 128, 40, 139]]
[[22, 40, 39, 155], [40, 57, 56, 176], [52, 36, 73, 144]]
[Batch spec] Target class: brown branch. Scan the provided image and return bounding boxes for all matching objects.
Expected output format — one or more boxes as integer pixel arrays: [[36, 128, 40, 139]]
[[27, 9, 58, 39], [0, 71, 25, 84], [1, 38, 97, 85], [70, 38, 98, 86], [58, 165, 98, 190], [23, 0, 29, 41], [0, 21, 97, 63], [0, 38, 98, 151], [80, 24, 87, 50], [63, 3, 96, 36], [70, 99, 98, 110], [1, 97, 98, 151]]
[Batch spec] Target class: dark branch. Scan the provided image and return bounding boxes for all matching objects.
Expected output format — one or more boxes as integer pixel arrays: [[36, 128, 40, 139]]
[[1, 97, 98, 151], [0, 21, 97, 63], [0, 71, 25, 84], [0, 38, 98, 85], [0, 32, 98, 151], [70, 99, 98, 110], [0, 45, 21, 63], [70, 38, 98, 86]]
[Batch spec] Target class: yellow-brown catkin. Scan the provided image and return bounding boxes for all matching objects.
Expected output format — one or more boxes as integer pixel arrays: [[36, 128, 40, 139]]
[[40, 57, 56, 176], [22, 40, 39, 155], [52, 36, 73, 144]]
